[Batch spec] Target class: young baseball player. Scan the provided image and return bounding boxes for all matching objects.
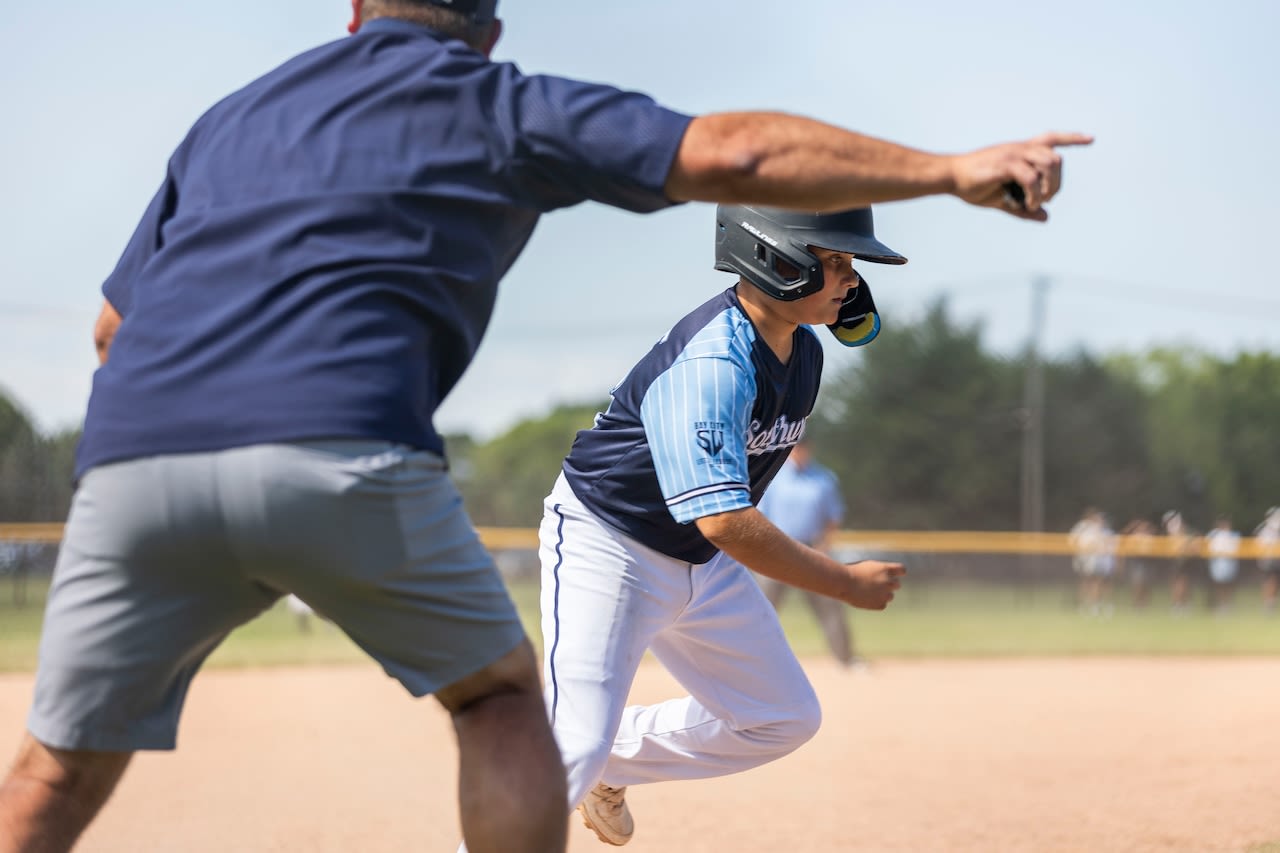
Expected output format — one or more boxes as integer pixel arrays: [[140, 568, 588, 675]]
[[540, 205, 907, 846]]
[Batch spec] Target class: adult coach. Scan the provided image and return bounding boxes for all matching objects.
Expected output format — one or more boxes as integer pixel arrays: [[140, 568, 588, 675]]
[[0, 0, 1089, 850], [756, 437, 862, 667]]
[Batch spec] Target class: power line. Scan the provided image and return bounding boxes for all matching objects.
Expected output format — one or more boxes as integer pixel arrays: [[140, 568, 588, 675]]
[[0, 301, 95, 321], [908, 274, 1280, 318]]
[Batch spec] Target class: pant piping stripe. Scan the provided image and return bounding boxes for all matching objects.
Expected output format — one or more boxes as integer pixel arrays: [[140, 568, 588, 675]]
[[548, 503, 567, 726]]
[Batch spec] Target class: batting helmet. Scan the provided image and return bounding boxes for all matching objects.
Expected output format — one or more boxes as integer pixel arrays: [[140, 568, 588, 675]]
[[714, 205, 906, 302]]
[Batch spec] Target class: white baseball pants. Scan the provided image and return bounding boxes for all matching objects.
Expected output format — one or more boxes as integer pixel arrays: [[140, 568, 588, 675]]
[[540, 473, 821, 811]]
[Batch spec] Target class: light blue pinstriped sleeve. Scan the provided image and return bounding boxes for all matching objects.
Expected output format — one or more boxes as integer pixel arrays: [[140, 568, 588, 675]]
[[640, 311, 758, 524]]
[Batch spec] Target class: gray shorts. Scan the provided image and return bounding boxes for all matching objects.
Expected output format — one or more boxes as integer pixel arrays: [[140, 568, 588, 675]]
[[29, 441, 526, 751]]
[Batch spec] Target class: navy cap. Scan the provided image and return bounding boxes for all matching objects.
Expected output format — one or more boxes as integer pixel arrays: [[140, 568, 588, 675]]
[[425, 0, 498, 24]]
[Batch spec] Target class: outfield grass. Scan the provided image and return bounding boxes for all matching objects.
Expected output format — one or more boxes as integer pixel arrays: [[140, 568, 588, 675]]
[[2, 576, 1278, 673]]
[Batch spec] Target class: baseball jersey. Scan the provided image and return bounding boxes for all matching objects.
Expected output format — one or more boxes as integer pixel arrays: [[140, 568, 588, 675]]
[[563, 287, 824, 564], [757, 459, 844, 547], [76, 18, 691, 478]]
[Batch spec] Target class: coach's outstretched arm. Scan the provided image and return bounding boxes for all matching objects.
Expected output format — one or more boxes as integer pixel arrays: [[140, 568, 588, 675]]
[[665, 112, 1092, 222]]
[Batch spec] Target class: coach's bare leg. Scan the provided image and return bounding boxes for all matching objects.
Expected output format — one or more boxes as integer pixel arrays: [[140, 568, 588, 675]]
[[0, 734, 131, 853], [436, 639, 567, 853]]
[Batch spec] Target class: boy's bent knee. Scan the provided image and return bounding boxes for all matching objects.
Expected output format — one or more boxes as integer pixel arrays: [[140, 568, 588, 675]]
[[787, 698, 823, 747], [750, 698, 822, 756]]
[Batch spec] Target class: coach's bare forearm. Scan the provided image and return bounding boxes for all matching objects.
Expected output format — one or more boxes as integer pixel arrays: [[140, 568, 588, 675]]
[[666, 112, 952, 211], [666, 113, 1093, 219]]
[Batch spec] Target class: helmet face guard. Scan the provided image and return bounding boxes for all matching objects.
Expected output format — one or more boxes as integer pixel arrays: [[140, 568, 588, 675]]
[[829, 273, 881, 347]]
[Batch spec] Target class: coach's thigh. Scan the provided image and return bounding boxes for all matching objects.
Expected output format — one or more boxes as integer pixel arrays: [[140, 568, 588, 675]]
[[29, 456, 282, 753], [225, 441, 527, 700]]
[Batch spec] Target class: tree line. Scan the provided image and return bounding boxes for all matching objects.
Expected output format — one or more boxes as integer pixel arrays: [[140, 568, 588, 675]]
[[4, 298, 1279, 535], [0, 395, 77, 523], [451, 299, 1280, 535]]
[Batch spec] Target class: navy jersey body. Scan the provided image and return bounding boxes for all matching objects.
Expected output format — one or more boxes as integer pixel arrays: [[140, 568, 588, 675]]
[[563, 287, 824, 564], [76, 18, 691, 478]]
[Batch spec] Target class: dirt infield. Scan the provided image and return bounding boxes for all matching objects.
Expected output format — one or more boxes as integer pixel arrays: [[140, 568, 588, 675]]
[[1, 658, 1277, 852]]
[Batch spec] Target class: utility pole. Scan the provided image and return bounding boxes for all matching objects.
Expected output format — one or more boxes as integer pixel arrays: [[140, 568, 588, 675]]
[[1018, 275, 1049, 602], [1020, 275, 1049, 535]]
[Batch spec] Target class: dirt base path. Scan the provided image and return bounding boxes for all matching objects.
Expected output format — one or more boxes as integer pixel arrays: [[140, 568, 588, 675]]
[[2, 658, 1277, 852]]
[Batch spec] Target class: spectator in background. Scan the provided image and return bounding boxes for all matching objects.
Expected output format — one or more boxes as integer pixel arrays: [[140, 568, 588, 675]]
[[284, 594, 317, 633], [756, 438, 864, 669], [1069, 508, 1115, 616], [1255, 507, 1280, 615], [0, 541, 36, 609], [1118, 517, 1157, 609], [1162, 510, 1197, 615], [1205, 516, 1241, 613]]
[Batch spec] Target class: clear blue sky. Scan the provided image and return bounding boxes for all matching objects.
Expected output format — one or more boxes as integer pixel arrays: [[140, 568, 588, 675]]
[[2, 1, 1278, 438]]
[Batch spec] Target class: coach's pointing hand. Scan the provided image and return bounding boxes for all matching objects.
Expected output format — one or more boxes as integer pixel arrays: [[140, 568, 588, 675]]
[[845, 559, 906, 610], [949, 132, 1093, 221]]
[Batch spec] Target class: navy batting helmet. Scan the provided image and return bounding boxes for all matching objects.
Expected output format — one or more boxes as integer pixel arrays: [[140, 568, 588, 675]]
[[715, 205, 906, 347], [714, 205, 906, 302]]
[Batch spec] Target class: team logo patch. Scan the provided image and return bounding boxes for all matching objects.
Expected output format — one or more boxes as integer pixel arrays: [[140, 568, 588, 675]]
[[695, 422, 726, 457]]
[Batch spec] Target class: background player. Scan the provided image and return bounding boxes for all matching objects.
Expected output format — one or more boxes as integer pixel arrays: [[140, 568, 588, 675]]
[[1162, 510, 1198, 614], [1254, 506, 1279, 613], [1206, 516, 1241, 613], [0, 0, 1090, 849], [756, 436, 864, 668], [539, 206, 906, 846]]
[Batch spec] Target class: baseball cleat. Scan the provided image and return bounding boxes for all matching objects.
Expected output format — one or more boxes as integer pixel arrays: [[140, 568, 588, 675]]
[[578, 783, 634, 846]]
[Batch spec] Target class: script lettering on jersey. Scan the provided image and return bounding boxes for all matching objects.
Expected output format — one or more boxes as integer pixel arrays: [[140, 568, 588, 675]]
[[694, 421, 727, 461], [745, 414, 806, 456]]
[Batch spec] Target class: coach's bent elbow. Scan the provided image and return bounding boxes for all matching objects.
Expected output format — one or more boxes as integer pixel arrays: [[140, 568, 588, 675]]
[[93, 301, 123, 366], [665, 113, 774, 203]]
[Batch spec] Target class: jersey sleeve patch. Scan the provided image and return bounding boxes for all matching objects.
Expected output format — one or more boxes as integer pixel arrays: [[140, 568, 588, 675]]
[[639, 316, 758, 526]]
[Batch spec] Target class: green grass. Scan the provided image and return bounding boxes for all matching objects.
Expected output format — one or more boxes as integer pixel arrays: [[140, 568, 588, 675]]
[[2, 576, 1278, 673]]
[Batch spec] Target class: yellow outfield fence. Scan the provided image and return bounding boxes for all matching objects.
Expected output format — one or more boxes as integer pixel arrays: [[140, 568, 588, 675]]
[[2, 523, 1276, 560], [0, 525, 65, 544]]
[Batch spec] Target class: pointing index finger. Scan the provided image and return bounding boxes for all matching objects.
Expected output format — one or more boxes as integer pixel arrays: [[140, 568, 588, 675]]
[[1032, 131, 1094, 149]]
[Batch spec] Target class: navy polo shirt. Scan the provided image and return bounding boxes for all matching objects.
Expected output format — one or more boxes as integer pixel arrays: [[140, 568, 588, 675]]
[[77, 18, 691, 478]]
